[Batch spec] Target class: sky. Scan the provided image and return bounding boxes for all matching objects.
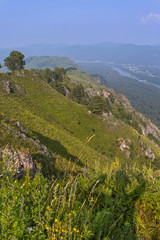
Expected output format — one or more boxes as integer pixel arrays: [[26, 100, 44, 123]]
[[0, 0, 160, 48]]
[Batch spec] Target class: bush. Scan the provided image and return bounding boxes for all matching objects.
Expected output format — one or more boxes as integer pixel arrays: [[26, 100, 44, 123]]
[[70, 84, 89, 105], [89, 96, 110, 115]]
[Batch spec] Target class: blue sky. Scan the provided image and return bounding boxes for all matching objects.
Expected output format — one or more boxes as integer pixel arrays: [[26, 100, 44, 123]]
[[0, 0, 160, 47]]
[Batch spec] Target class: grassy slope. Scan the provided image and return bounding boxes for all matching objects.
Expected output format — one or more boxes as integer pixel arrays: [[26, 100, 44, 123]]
[[67, 70, 101, 89], [0, 70, 160, 174]]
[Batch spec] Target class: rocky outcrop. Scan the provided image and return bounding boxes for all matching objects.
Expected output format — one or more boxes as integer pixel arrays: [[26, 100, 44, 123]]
[[1, 80, 26, 95], [15, 83, 26, 95], [103, 90, 110, 99], [1, 115, 52, 157], [145, 147, 155, 161], [16, 70, 26, 77], [120, 94, 131, 107], [86, 87, 101, 97], [136, 112, 160, 142], [118, 138, 130, 158], [0, 148, 39, 178], [3, 125, 52, 157], [139, 141, 155, 161], [2, 81, 13, 94]]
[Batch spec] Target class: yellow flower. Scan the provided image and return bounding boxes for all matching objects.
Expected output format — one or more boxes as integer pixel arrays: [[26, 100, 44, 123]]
[[46, 206, 50, 210], [73, 227, 77, 232], [55, 219, 58, 223], [45, 225, 51, 230], [68, 213, 71, 217]]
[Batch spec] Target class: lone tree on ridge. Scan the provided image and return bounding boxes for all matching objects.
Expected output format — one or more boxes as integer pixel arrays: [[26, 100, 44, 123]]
[[4, 51, 25, 71]]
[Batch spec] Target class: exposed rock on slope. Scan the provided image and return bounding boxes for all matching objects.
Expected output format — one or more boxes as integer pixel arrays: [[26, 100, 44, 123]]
[[0, 147, 39, 178], [0, 114, 52, 157], [0, 79, 26, 95]]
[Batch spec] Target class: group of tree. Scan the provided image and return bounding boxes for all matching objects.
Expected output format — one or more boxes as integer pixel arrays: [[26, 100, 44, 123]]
[[42, 67, 67, 95], [69, 83, 89, 105]]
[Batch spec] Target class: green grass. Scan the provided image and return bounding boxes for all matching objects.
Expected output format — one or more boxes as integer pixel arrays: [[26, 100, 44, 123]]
[[0, 69, 160, 175], [1, 153, 160, 239]]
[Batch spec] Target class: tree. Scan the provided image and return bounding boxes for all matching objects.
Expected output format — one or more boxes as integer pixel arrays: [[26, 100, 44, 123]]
[[89, 96, 109, 115], [70, 84, 89, 105], [4, 51, 25, 71], [54, 67, 66, 82]]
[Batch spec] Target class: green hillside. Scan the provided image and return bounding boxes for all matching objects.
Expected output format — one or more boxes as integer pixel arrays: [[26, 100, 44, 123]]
[[1, 69, 160, 176], [25, 56, 79, 70], [1, 66, 160, 239]]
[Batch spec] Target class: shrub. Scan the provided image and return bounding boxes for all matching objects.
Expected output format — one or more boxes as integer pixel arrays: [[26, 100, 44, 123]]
[[89, 96, 109, 115], [70, 84, 89, 105]]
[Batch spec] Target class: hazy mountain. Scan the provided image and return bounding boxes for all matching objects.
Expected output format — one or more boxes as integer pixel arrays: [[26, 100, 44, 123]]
[[25, 56, 78, 70], [0, 43, 160, 65]]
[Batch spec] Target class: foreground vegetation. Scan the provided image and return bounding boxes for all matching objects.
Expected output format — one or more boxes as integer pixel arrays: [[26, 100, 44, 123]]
[[0, 152, 160, 239]]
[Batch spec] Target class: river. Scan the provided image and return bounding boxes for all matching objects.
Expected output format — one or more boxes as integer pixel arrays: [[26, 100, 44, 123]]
[[77, 60, 160, 89]]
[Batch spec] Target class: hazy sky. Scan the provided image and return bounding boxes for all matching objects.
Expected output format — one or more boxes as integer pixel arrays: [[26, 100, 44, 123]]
[[0, 0, 160, 47]]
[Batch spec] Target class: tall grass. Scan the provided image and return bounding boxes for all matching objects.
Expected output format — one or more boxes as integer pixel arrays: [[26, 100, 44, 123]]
[[0, 148, 160, 239]]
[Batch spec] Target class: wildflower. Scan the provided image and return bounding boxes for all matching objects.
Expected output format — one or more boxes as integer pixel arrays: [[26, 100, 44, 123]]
[[46, 206, 50, 210], [28, 227, 33, 233], [73, 227, 79, 233], [55, 218, 58, 222], [45, 225, 51, 230]]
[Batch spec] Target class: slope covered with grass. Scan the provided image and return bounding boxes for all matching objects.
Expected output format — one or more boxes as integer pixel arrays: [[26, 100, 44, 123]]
[[0, 69, 160, 176]]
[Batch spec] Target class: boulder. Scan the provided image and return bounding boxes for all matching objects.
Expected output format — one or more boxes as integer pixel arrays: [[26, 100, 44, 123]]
[[0, 147, 39, 178]]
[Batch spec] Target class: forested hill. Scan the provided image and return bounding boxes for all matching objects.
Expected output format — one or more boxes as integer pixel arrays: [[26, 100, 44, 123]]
[[25, 56, 79, 70]]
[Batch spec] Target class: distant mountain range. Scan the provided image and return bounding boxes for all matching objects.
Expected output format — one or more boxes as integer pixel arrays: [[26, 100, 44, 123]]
[[0, 42, 160, 65]]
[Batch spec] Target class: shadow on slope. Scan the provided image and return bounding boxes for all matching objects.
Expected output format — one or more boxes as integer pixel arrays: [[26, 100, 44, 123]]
[[32, 132, 85, 174]]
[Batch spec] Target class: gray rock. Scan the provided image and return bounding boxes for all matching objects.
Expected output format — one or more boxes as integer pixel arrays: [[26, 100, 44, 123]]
[[3, 81, 12, 94], [145, 147, 155, 161], [15, 84, 26, 95], [0, 148, 39, 178]]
